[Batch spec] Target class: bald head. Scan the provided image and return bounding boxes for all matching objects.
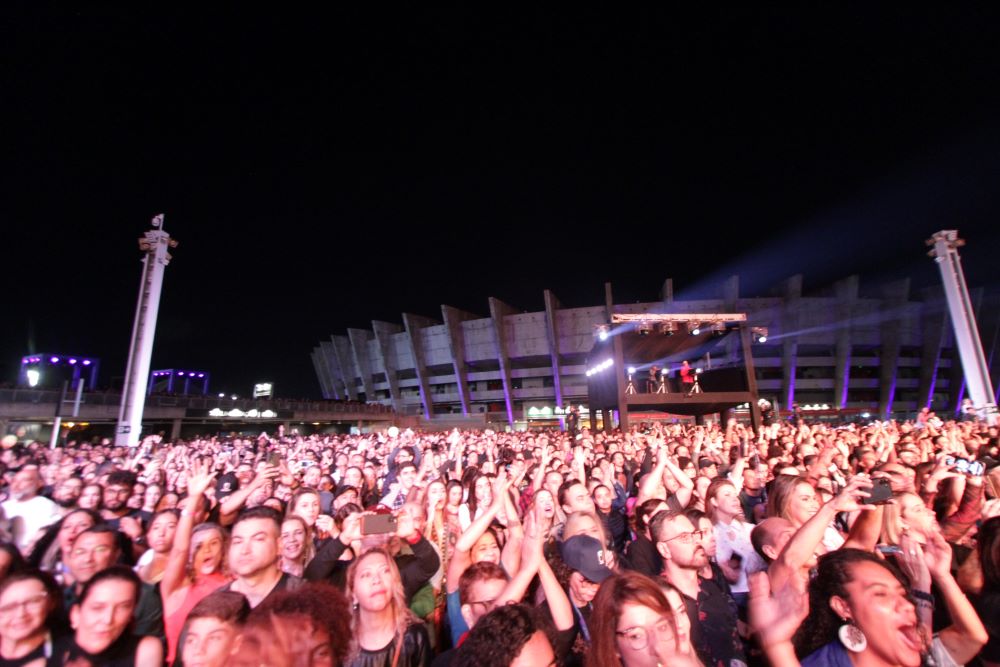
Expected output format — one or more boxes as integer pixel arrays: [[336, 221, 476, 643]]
[[751, 517, 795, 563]]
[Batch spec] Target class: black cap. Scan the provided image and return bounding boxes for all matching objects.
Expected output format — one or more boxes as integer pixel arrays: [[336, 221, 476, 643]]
[[216, 473, 240, 499], [333, 484, 358, 500], [559, 535, 613, 583]]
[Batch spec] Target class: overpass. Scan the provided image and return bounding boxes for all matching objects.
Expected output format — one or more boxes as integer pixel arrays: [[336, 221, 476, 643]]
[[0, 388, 400, 441]]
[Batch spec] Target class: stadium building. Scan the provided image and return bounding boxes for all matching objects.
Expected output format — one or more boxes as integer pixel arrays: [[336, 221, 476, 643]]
[[311, 276, 1000, 428]]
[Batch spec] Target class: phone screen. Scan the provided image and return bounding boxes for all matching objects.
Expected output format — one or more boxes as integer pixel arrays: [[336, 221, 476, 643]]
[[362, 514, 398, 535]]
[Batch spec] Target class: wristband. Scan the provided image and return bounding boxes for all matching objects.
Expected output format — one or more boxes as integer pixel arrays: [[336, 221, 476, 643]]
[[911, 589, 934, 605]]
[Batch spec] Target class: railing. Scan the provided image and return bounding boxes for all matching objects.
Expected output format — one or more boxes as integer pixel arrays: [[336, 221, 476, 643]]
[[0, 388, 396, 415]]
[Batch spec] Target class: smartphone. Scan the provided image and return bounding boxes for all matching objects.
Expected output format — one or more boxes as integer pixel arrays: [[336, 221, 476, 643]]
[[362, 514, 398, 535], [946, 457, 985, 476], [266, 451, 281, 467], [863, 477, 893, 505], [876, 544, 902, 555]]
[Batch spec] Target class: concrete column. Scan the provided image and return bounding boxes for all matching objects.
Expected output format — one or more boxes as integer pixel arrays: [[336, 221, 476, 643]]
[[372, 321, 404, 413], [780, 275, 803, 413], [833, 276, 859, 409], [316, 342, 339, 400], [331, 335, 358, 401], [489, 297, 518, 426], [542, 290, 565, 410], [347, 329, 376, 403], [310, 349, 331, 399], [878, 279, 910, 418], [917, 289, 948, 409], [319, 341, 342, 400], [170, 418, 182, 441], [441, 306, 479, 416], [403, 313, 439, 421], [605, 282, 629, 431]]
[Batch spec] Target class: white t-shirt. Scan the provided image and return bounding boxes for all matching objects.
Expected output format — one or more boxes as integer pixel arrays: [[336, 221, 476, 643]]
[[714, 519, 766, 594], [1, 495, 62, 554]]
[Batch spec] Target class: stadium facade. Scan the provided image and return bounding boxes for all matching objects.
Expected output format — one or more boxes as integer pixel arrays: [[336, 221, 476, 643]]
[[311, 276, 1000, 427]]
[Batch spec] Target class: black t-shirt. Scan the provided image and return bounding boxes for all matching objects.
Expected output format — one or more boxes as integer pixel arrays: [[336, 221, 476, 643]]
[[623, 534, 662, 578], [739, 489, 766, 524], [685, 574, 746, 667]]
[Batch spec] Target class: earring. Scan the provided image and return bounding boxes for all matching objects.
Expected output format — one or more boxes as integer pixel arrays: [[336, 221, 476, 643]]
[[838, 619, 867, 653]]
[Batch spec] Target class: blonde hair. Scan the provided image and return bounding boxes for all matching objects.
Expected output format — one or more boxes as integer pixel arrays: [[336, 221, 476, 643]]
[[879, 491, 919, 546], [280, 515, 316, 572], [564, 510, 610, 550], [345, 547, 418, 661]]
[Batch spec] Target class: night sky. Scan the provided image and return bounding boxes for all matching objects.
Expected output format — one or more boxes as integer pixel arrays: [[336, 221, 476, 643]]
[[4, 6, 1000, 398]]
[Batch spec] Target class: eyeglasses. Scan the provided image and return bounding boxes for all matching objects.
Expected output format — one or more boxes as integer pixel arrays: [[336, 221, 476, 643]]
[[616, 619, 676, 651], [0, 592, 48, 615], [467, 598, 498, 612], [660, 530, 704, 544]]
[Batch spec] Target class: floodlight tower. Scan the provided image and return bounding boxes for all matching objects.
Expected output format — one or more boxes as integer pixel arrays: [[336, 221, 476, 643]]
[[115, 214, 178, 446], [927, 230, 998, 425]]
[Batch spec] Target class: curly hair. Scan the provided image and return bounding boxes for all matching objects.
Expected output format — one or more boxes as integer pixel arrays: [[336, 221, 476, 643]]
[[242, 583, 352, 667], [452, 603, 554, 667], [979, 516, 1000, 590], [793, 548, 914, 659]]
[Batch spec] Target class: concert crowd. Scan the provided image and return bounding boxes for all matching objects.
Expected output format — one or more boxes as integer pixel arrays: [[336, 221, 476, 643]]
[[0, 413, 998, 667]]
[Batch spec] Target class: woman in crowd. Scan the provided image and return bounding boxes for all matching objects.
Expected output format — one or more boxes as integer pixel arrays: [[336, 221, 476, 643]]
[[452, 604, 556, 667], [443, 480, 464, 537], [135, 508, 179, 584], [77, 484, 102, 512], [880, 490, 940, 547], [795, 548, 986, 667], [0, 570, 63, 667], [974, 516, 1000, 666], [137, 483, 163, 524], [26, 508, 98, 581], [161, 462, 230, 665], [289, 487, 335, 545], [345, 548, 430, 666], [280, 514, 314, 578], [458, 472, 495, 532], [54, 566, 163, 666], [588, 571, 698, 667], [234, 583, 351, 667], [156, 491, 181, 512], [767, 474, 845, 552], [707, 478, 762, 608], [180, 590, 250, 667]]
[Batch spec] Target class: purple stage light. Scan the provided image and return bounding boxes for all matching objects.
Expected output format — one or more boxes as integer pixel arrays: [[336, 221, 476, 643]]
[[69, 358, 77, 364], [178, 372, 185, 376], [50, 357, 60, 363], [198, 373, 205, 378], [82, 360, 91, 366]]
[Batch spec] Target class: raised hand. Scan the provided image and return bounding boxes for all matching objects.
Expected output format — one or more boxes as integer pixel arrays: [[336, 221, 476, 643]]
[[831, 475, 874, 513], [922, 530, 954, 581], [187, 460, 218, 497], [748, 571, 809, 650]]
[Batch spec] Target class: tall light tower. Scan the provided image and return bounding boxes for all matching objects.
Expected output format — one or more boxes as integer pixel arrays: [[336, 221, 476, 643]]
[[115, 214, 178, 446], [927, 230, 998, 425]]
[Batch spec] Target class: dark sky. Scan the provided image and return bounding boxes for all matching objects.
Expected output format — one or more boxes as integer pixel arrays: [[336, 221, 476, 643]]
[[4, 6, 1000, 397]]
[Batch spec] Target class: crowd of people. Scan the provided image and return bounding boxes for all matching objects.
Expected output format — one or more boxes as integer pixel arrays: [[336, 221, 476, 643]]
[[0, 414, 997, 667]]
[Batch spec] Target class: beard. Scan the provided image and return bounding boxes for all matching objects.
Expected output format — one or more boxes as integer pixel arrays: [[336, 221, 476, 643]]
[[55, 496, 79, 509]]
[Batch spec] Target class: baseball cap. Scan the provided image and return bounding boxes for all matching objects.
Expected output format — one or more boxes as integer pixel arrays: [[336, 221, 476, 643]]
[[333, 484, 358, 500], [559, 535, 613, 583], [216, 473, 240, 499]]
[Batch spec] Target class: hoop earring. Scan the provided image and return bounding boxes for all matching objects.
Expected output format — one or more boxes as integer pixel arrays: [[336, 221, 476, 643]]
[[838, 619, 867, 653]]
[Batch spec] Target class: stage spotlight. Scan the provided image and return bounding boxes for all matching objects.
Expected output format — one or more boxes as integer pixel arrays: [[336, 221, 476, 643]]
[[752, 326, 769, 343], [596, 324, 610, 341], [659, 322, 677, 336], [637, 321, 651, 336], [627, 366, 636, 375], [690, 323, 702, 336]]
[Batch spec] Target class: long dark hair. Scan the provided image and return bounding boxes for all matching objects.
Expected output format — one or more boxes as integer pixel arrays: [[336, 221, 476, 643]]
[[979, 516, 1000, 591]]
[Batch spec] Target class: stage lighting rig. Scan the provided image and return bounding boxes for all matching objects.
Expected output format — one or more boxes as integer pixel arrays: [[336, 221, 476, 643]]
[[595, 324, 610, 341], [690, 323, 702, 336], [711, 322, 726, 336], [752, 327, 769, 343]]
